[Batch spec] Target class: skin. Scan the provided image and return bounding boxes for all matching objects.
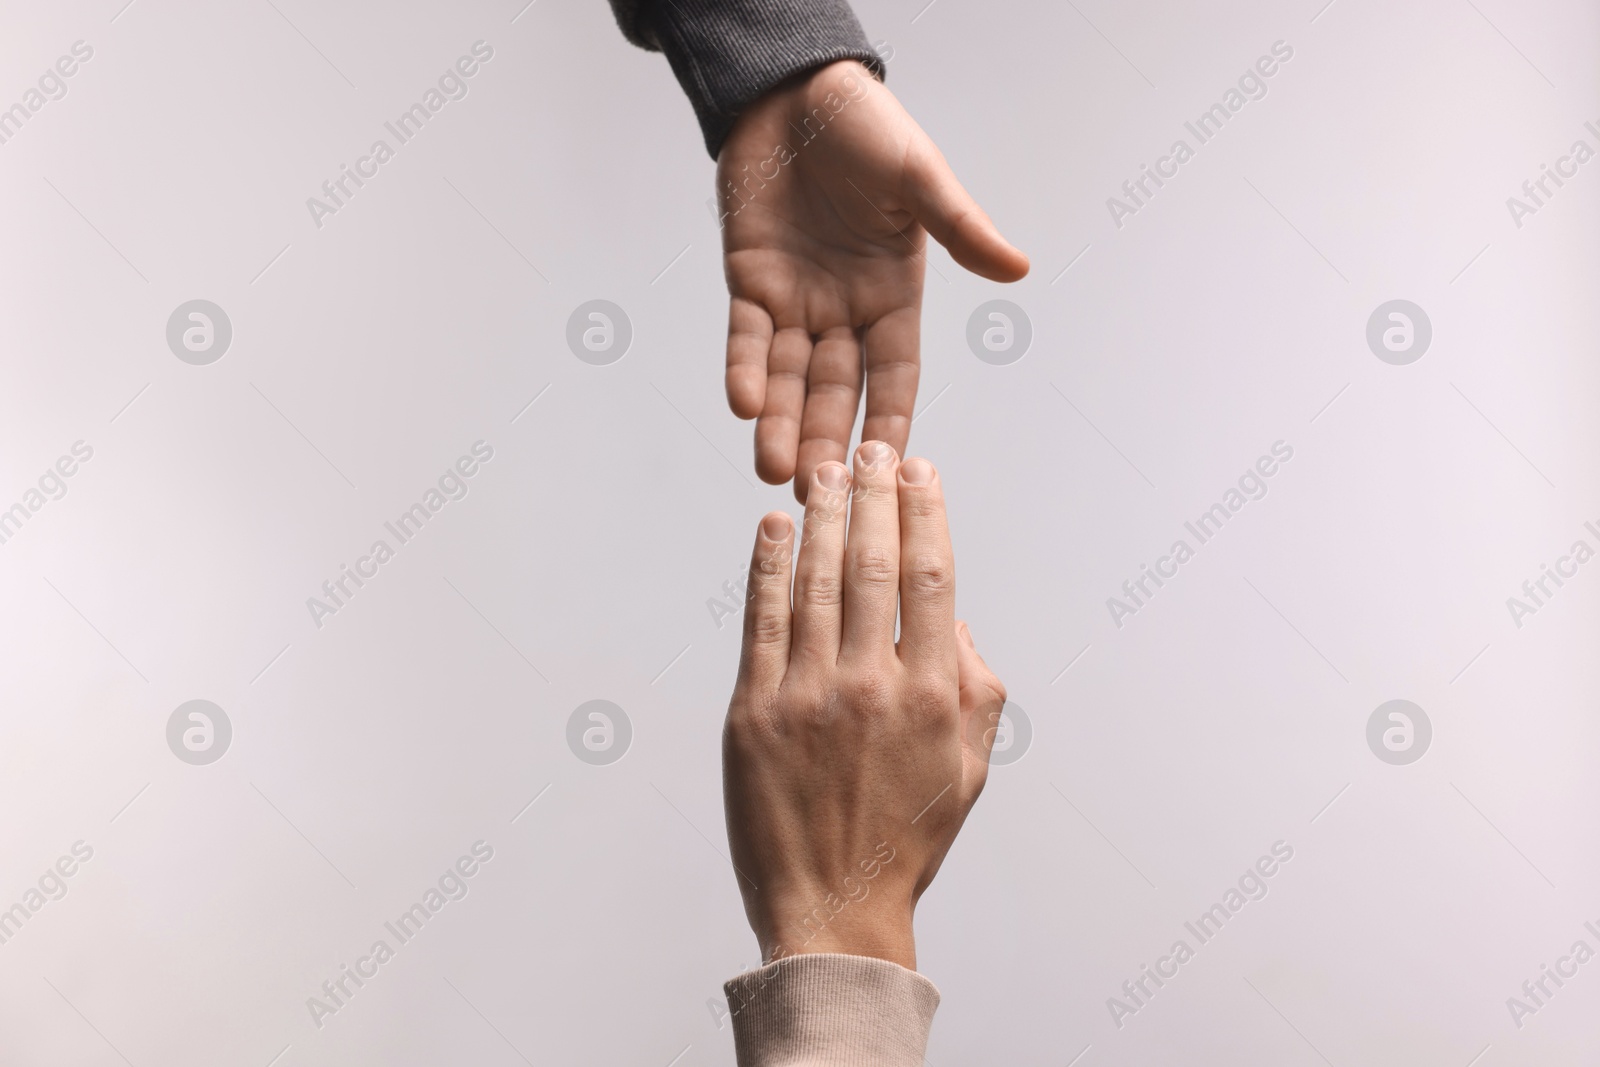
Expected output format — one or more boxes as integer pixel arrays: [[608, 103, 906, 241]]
[[717, 62, 1029, 502], [723, 441, 1007, 968]]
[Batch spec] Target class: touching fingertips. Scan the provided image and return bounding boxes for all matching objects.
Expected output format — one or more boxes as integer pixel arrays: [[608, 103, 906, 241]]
[[900, 457, 935, 486], [857, 440, 896, 472]]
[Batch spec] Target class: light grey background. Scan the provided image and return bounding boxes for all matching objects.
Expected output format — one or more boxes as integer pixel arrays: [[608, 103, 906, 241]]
[[1, 0, 1596, 1064]]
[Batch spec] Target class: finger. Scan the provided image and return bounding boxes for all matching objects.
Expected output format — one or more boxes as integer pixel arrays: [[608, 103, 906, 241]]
[[726, 298, 773, 420], [894, 457, 956, 683], [840, 440, 902, 660], [955, 621, 1006, 779], [754, 328, 811, 486], [737, 512, 795, 692], [905, 140, 1030, 283], [793, 325, 863, 503], [790, 461, 852, 665], [861, 308, 919, 464]]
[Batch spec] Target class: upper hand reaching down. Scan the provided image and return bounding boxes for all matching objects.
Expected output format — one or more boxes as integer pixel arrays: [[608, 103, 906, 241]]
[[717, 62, 1029, 501]]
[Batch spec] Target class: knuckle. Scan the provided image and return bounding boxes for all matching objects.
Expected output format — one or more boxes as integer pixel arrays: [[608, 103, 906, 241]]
[[841, 670, 896, 717], [753, 542, 792, 579], [850, 546, 898, 587], [796, 573, 844, 611], [724, 689, 762, 728], [723, 703, 754, 739], [762, 678, 838, 732], [745, 608, 788, 648], [902, 554, 953, 598], [799, 693, 845, 731], [907, 676, 952, 710], [725, 701, 781, 749], [907, 694, 956, 735]]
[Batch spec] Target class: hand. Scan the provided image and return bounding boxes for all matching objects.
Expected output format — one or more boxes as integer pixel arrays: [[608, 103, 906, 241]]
[[717, 62, 1029, 502], [722, 441, 1006, 969]]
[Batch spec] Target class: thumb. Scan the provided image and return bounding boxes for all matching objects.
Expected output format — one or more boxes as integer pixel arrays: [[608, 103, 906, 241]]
[[955, 621, 1007, 770], [905, 140, 1030, 283]]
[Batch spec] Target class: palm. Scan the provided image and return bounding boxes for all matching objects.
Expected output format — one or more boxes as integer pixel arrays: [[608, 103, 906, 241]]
[[716, 62, 1028, 500]]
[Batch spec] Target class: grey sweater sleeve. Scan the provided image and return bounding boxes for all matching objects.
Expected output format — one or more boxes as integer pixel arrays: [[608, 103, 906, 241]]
[[607, 0, 884, 157], [723, 953, 940, 1066]]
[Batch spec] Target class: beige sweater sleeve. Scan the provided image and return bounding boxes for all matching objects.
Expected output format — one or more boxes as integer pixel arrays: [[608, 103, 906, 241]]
[[723, 953, 940, 1066]]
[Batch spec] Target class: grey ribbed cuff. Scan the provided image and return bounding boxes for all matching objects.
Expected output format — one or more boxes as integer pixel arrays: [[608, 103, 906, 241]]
[[617, 0, 884, 157], [724, 953, 940, 1067]]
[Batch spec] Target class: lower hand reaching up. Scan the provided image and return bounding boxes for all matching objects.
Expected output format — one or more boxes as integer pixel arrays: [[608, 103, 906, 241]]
[[722, 441, 1006, 970]]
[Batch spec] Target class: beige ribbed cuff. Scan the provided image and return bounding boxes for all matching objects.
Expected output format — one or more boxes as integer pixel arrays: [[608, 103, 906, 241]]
[[724, 953, 940, 1067]]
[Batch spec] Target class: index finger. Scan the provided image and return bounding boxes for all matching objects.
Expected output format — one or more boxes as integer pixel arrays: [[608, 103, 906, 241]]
[[737, 512, 795, 693]]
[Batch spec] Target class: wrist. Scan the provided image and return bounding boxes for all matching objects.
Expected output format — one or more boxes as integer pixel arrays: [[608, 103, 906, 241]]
[[777, 925, 917, 972], [756, 897, 917, 971]]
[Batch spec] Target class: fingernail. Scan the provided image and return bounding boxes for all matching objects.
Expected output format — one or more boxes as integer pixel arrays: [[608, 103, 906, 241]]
[[957, 621, 975, 648], [900, 457, 934, 486], [859, 441, 895, 469], [816, 463, 850, 492], [761, 513, 792, 540]]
